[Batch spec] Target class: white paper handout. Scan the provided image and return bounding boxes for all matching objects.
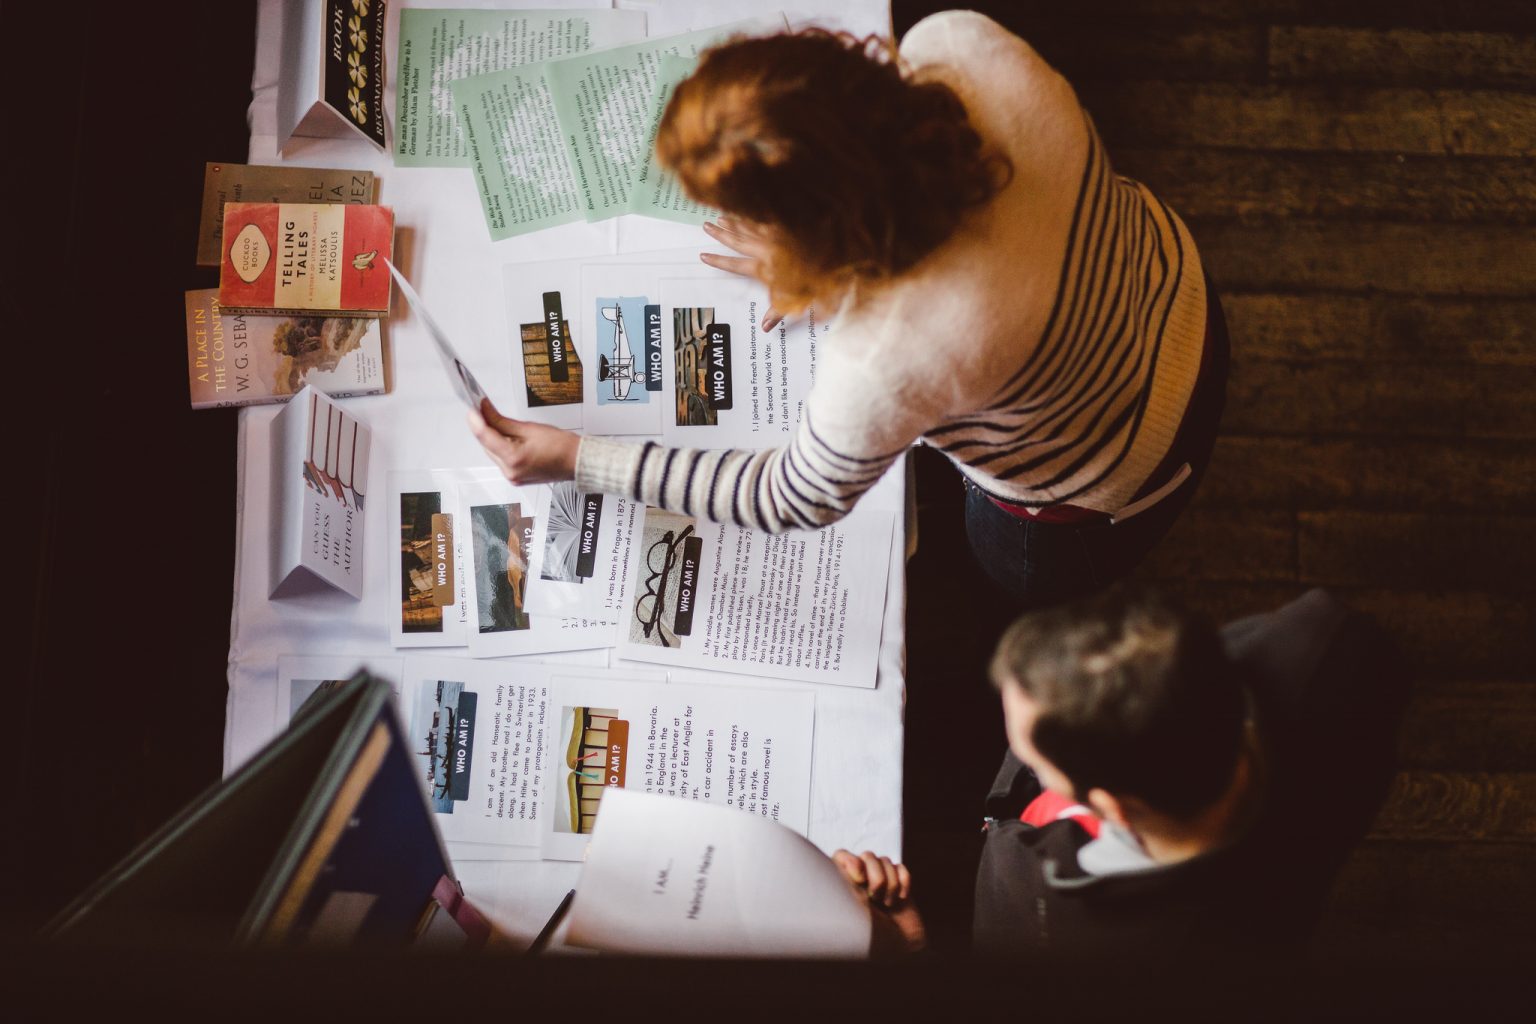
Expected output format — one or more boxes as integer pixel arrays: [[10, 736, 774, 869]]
[[566, 789, 871, 958], [541, 673, 815, 860], [614, 503, 894, 688], [388, 469, 471, 649], [400, 656, 562, 852], [269, 385, 371, 599], [457, 471, 616, 658]]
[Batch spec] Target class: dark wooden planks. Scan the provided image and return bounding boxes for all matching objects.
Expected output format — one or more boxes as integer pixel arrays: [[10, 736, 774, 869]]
[[1199, 436, 1536, 514], [1372, 771, 1536, 842], [1116, 149, 1536, 224], [1081, 82, 1536, 157], [1398, 681, 1536, 773], [1025, 24, 1266, 83], [1138, 508, 1297, 582], [1218, 293, 1536, 365], [1320, 841, 1536, 953], [1297, 511, 1536, 590], [1020, 23, 1536, 90], [1142, 510, 1536, 592], [959, 1, 1536, 33], [1222, 360, 1536, 440], [1194, 220, 1536, 296], [1144, 581, 1536, 678], [1269, 26, 1536, 90]]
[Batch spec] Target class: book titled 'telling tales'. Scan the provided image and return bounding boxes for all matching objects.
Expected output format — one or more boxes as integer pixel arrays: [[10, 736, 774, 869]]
[[219, 202, 395, 318]]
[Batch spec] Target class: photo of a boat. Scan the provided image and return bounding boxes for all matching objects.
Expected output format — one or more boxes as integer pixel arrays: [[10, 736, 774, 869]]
[[416, 704, 457, 803], [410, 679, 468, 813]]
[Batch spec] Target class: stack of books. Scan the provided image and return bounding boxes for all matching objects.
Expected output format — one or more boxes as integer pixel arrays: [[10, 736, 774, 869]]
[[186, 162, 392, 409]]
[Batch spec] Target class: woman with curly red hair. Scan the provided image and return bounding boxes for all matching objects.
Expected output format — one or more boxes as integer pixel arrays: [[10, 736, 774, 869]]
[[471, 12, 1228, 607]]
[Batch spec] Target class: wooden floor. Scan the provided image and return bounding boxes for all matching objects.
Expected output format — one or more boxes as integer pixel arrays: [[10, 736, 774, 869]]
[[897, 0, 1536, 956]]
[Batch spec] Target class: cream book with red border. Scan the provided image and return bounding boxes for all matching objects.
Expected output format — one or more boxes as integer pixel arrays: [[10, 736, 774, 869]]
[[220, 202, 394, 317]]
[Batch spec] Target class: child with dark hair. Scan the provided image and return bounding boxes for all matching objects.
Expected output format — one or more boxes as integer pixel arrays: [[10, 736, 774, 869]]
[[841, 585, 1407, 959]]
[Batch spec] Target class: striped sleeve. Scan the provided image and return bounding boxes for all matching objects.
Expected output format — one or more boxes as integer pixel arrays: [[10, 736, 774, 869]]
[[573, 411, 910, 533]]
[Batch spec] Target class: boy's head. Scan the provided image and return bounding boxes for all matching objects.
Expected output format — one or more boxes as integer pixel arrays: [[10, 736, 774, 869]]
[[990, 585, 1247, 825]]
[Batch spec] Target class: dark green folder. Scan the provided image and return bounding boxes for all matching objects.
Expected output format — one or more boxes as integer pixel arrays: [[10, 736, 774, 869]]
[[46, 672, 485, 948]]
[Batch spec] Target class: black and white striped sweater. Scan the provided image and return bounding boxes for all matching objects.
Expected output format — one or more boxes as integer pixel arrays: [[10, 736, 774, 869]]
[[575, 11, 1207, 532]]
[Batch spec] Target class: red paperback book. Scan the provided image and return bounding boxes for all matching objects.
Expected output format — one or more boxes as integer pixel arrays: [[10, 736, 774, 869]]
[[219, 202, 394, 317]]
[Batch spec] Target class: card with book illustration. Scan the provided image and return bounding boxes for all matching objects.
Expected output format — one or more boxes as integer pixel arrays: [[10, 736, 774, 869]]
[[277, 0, 387, 153], [269, 385, 371, 599]]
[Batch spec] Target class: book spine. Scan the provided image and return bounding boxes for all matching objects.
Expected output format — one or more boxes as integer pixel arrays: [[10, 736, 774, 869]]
[[218, 305, 386, 319], [190, 384, 384, 411]]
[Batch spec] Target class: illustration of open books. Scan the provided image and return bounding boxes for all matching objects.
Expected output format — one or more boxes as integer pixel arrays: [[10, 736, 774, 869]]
[[597, 304, 639, 401], [562, 706, 622, 834]]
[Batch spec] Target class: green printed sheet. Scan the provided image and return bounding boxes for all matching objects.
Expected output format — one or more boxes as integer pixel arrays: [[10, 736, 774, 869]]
[[394, 8, 646, 168], [454, 17, 783, 239], [544, 18, 777, 223], [622, 54, 719, 224], [452, 65, 585, 240]]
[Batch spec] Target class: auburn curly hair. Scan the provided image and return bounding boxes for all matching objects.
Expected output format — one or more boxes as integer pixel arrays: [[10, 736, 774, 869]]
[[656, 29, 1011, 315]]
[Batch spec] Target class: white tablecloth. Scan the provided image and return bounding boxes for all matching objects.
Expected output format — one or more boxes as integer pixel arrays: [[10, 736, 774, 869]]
[[226, 0, 903, 941]]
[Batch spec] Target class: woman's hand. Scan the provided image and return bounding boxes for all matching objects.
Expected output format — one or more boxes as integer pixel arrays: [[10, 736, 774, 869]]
[[468, 398, 580, 485], [832, 849, 927, 955], [701, 215, 785, 331]]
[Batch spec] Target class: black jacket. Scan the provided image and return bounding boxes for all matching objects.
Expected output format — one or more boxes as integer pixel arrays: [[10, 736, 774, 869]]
[[972, 589, 1407, 960]]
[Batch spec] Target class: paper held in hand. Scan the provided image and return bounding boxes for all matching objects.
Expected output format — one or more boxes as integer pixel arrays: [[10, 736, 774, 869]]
[[384, 258, 490, 411], [566, 789, 872, 958]]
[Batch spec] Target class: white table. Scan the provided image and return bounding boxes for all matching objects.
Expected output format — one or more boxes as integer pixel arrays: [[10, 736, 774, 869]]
[[225, 0, 905, 941]]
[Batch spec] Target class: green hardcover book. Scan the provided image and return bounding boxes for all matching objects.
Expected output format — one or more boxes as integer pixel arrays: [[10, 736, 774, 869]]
[[197, 162, 377, 266], [46, 673, 491, 950]]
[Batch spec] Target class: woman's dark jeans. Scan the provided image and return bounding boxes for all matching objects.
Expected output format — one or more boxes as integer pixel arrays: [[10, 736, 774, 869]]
[[963, 279, 1230, 609]]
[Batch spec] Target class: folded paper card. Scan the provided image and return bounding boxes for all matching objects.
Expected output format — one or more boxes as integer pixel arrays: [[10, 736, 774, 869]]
[[269, 385, 371, 599], [276, 0, 388, 153]]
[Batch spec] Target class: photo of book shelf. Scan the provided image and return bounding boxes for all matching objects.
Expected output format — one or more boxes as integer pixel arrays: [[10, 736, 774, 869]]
[[556, 705, 625, 834]]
